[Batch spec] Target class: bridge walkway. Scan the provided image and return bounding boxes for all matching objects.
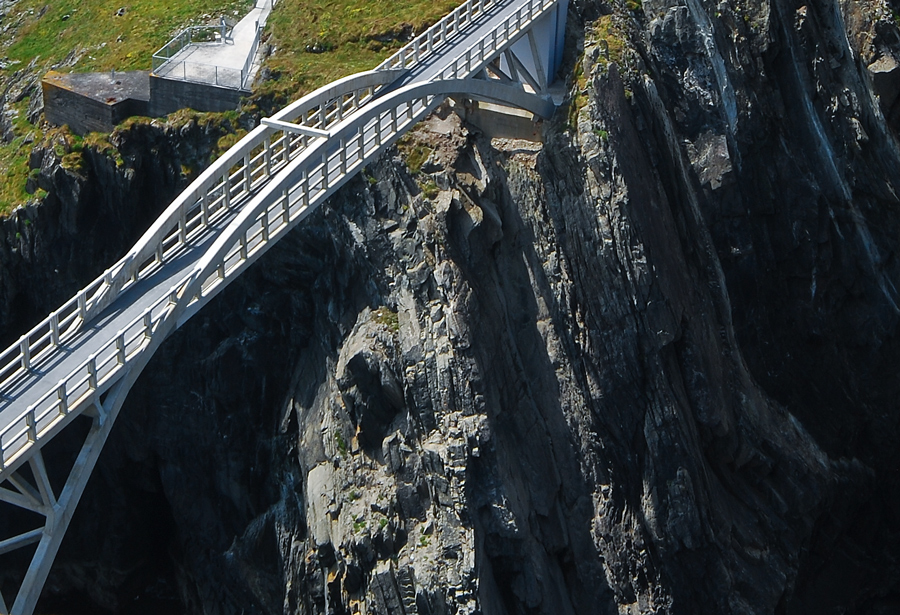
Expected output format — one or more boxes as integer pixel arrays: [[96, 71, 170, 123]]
[[0, 0, 567, 610]]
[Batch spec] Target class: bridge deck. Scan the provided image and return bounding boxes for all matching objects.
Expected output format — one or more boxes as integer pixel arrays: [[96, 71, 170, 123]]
[[0, 0, 540, 459]]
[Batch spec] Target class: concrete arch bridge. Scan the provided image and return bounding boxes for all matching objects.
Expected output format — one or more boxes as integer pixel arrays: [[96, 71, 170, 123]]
[[0, 0, 568, 611]]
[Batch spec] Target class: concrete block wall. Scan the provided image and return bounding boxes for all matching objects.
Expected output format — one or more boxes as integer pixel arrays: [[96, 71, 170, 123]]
[[148, 75, 248, 117], [42, 71, 150, 135]]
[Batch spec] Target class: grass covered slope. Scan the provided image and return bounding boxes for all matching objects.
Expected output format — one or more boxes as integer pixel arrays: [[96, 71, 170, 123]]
[[258, 0, 460, 101], [4, 0, 253, 73], [0, 0, 252, 211], [0, 0, 463, 212]]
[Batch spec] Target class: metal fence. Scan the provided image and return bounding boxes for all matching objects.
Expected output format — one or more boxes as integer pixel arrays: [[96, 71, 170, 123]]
[[152, 1, 272, 90], [151, 23, 230, 72]]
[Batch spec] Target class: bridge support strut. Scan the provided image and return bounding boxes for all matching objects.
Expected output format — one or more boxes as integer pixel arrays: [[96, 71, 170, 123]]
[[0, 379, 130, 615]]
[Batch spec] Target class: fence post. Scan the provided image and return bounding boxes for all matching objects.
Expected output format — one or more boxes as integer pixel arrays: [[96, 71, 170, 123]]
[[20, 336, 30, 371], [116, 331, 126, 365], [57, 381, 68, 415], [88, 355, 98, 390], [301, 169, 310, 208], [201, 191, 210, 225], [178, 206, 187, 243], [26, 410, 36, 442], [51, 313, 60, 346]]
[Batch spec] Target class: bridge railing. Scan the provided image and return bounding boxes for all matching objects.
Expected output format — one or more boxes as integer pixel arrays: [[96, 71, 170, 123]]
[[0, 280, 184, 473], [118, 69, 403, 288], [438, 0, 557, 81], [376, 0, 501, 71], [181, 75, 553, 318], [0, 0, 565, 475], [0, 70, 404, 401]]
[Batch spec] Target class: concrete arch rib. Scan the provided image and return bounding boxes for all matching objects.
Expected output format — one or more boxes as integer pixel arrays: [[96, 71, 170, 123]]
[[84, 68, 407, 324], [171, 77, 553, 328]]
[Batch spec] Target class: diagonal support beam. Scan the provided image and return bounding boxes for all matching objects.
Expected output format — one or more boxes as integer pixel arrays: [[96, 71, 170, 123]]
[[10, 366, 141, 615], [6, 473, 43, 510], [0, 529, 43, 557], [506, 48, 542, 93], [504, 50, 519, 81], [28, 452, 56, 510], [526, 29, 547, 91], [0, 486, 46, 516], [261, 118, 330, 139], [485, 60, 514, 83]]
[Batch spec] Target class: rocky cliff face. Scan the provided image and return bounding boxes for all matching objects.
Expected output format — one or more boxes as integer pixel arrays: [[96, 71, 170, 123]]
[[2, 0, 900, 612]]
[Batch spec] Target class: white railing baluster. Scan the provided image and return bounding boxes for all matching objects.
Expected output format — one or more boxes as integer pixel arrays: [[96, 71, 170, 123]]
[[88, 355, 98, 390], [57, 381, 68, 415], [178, 206, 187, 243], [25, 410, 36, 442], [116, 331, 126, 365], [143, 310, 153, 340], [78, 294, 87, 320], [201, 191, 210, 226], [50, 313, 60, 346], [295, 169, 306, 208], [282, 187, 290, 223], [239, 233, 248, 260], [20, 337, 30, 371]]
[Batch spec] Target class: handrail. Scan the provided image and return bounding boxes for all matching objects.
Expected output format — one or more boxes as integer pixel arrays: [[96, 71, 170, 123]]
[[0, 0, 563, 478], [0, 69, 404, 402], [155, 59, 246, 89], [152, 25, 230, 72], [376, 0, 502, 72], [242, 23, 264, 89], [437, 0, 557, 81]]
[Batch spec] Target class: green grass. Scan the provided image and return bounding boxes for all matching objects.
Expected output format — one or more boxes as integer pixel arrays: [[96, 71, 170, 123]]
[[5, 0, 253, 73], [255, 0, 461, 104], [373, 307, 400, 332], [0, 0, 469, 213]]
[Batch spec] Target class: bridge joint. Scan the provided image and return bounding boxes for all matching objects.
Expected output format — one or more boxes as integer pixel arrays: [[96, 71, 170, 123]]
[[261, 118, 329, 139], [0, 528, 43, 557]]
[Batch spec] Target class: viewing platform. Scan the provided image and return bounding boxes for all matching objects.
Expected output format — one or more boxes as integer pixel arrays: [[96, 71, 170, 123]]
[[152, 0, 273, 90]]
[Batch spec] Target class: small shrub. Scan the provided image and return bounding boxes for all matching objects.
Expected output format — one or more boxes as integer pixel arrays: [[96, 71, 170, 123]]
[[334, 431, 348, 456], [373, 307, 400, 332]]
